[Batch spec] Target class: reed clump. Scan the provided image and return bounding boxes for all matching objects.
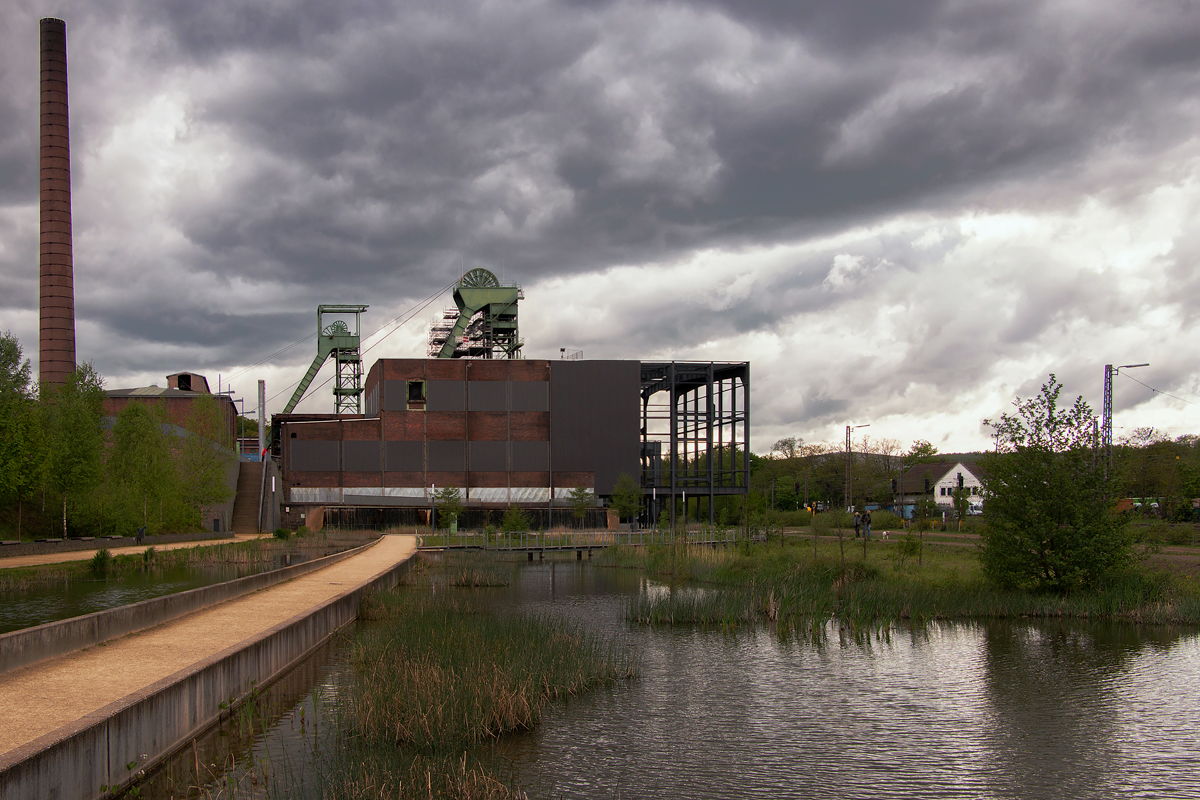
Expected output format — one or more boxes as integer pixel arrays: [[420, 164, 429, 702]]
[[318, 584, 636, 798], [321, 751, 518, 800], [445, 567, 510, 587], [347, 589, 635, 750], [437, 552, 512, 587]]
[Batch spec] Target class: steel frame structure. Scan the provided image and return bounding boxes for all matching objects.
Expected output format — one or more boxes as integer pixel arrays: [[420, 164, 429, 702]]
[[428, 268, 523, 359], [1102, 362, 1148, 477], [280, 304, 368, 417], [640, 362, 750, 526]]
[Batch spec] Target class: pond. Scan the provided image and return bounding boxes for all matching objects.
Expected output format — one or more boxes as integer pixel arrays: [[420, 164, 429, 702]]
[[0, 554, 312, 635], [148, 557, 1200, 799]]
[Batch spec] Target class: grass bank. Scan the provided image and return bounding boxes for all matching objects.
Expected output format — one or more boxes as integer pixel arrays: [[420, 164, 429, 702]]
[[598, 536, 1200, 630], [0, 533, 374, 592]]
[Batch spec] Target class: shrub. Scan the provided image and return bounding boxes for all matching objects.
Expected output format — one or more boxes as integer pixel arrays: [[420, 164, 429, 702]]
[[981, 376, 1134, 593], [894, 534, 922, 568], [274, 527, 291, 540], [869, 510, 903, 530], [773, 510, 813, 527], [610, 473, 643, 522], [1167, 525, 1196, 546], [90, 547, 111, 577], [500, 507, 529, 532]]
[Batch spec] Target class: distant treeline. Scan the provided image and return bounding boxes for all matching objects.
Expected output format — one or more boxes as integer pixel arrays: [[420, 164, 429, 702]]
[[753, 431, 1200, 521]]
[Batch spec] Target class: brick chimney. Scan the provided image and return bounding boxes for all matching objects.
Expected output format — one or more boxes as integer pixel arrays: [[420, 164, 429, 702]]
[[39, 17, 76, 387]]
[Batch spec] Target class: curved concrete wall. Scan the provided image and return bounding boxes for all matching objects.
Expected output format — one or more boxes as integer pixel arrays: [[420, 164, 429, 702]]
[[0, 540, 415, 800]]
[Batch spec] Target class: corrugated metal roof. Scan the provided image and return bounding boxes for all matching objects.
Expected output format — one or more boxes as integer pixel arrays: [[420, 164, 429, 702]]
[[105, 386, 227, 399]]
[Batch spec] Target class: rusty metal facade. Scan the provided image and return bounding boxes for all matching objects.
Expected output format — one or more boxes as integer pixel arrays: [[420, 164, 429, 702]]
[[275, 358, 642, 508], [39, 18, 76, 387]]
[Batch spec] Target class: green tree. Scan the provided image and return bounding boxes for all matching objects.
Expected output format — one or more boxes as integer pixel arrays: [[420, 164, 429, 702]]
[[501, 507, 529, 532], [609, 473, 642, 522], [433, 485, 463, 528], [771, 437, 799, 459], [178, 393, 235, 529], [0, 333, 45, 538], [979, 375, 1133, 593], [0, 331, 34, 401], [41, 363, 106, 536], [108, 402, 176, 531], [236, 414, 260, 438], [903, 439, 940, 469], [567, 486, 594, 528]]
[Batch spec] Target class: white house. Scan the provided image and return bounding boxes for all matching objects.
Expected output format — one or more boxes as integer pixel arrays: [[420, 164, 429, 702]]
[[899, 460, 984, 513]]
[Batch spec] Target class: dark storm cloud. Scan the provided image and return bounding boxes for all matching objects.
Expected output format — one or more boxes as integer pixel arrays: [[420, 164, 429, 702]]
[[152, 0, 1197, 293], [2, 0, 1199, 445]]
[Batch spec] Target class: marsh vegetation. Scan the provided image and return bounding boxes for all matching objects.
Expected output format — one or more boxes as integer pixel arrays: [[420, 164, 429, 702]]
[[317, 556, 635, 798], [602, 536, 1200, 631], [140, 553, 636, 799]]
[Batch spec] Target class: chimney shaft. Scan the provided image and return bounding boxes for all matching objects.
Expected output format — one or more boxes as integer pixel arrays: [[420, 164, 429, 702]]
[[39, 17, 76, 387]]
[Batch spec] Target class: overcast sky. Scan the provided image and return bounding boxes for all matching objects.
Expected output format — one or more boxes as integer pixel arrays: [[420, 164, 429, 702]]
[[2, 0, 1199, 453]]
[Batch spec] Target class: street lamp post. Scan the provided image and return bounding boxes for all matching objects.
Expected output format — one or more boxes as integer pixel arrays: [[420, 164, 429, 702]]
[[845, 423, 870, 513]]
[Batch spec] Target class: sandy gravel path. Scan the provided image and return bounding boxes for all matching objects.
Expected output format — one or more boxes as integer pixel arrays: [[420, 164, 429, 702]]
[[0, 534, 416, 758], [0, 534, 269, 570]]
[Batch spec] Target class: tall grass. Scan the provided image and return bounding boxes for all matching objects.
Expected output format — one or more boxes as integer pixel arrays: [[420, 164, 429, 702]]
[[351, 589, 635, 749], [319, 751, 518, 800], [303, 574, 638, 798], [600, 540, 1200, 628], [426, 551, 513, 587]]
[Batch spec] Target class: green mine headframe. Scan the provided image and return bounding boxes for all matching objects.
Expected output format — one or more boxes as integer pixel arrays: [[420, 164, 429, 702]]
[[282, 304, 369, 415], [430, 268, 522, 359]]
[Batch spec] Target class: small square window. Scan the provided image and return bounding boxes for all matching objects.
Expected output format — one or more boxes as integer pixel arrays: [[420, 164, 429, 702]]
[[407, 380, 426, 410]]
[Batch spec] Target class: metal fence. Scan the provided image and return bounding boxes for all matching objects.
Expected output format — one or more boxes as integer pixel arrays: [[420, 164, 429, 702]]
[[412, 525, 745, 551]]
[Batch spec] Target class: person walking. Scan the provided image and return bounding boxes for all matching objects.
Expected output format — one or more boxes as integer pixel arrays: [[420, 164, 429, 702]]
[[854, 510, 861, 538], [863, 510, 872, 540]]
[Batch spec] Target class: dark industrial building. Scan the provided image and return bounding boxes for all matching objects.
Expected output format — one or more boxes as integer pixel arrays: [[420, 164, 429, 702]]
[[273, 357, 749, 527]]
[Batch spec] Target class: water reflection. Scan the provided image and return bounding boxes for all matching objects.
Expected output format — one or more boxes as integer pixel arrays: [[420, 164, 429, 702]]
[[490, 560, 1200, 800], [0, 553, 313, 634], [137, 556, 1199, 799], [980, 621, 1200, 799]]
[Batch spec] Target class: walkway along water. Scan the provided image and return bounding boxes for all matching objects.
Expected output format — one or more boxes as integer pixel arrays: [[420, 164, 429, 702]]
[[0, 534, 417, 800]]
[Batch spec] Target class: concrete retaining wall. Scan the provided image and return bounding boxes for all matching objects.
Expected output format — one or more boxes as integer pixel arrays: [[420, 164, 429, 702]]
[[0, 539, 377, 675], [0, 538, 416, 800]]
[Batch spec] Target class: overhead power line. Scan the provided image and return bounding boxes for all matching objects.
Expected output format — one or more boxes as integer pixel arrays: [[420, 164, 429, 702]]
[[265, 281, 455, 408], [224, 333, 317, 384], [1119, 373, 1200, 408]]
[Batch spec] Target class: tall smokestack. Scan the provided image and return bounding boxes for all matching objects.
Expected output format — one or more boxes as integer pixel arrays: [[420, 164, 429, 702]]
[[39, 17, 76, 387]]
